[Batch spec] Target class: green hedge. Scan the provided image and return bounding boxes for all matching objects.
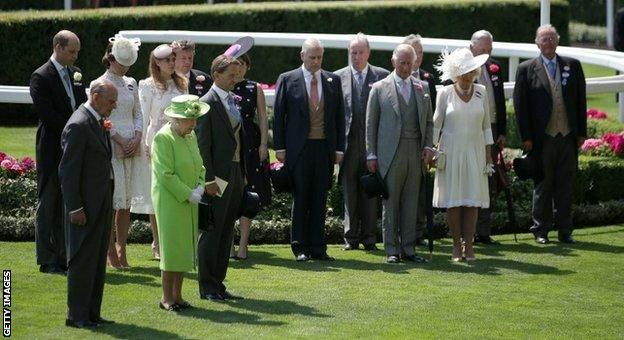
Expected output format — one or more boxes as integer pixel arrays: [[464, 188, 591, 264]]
[[0, 0, 569, 123], [568, 0, 624, 26], [2, 153, 623, 243]]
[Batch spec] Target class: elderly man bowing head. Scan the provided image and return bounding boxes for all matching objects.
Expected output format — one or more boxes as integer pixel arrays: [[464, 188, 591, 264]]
[[59, 79, 117, 328], [366, 44, 434, 264]]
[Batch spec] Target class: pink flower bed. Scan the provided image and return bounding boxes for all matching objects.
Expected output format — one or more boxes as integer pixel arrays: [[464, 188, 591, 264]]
[[0, 152, 36, 176], [586, 108, 608, 120], [581, 133, 624, 157]]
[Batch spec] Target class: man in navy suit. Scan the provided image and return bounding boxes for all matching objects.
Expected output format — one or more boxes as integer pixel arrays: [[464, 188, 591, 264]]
[[273, 38, 345, 261], [334, 33, 389, 251], [470, 30, 508, 245], [513, 25, 587, 245], [30, 30, 87, 275], [172, 39, 213, 97]]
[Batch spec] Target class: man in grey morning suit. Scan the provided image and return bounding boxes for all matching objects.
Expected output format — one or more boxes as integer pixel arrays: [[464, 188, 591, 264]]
[[366, 44, 434, 263], [335, 33, 390, 251], [513, 25, 587, 244], [59, 79, 116, 328]]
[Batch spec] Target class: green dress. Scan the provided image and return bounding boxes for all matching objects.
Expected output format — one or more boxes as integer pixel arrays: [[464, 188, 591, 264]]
[[151, 123, 206, 272]]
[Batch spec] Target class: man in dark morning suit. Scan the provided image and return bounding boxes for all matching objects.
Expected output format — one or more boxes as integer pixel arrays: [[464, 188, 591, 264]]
[[403, 34, 438, 247], [30, 30, 87, 275], [334, 33, 389, 251], [470, 30, 508, 245], [196, 55, 246, 301], [172, 39, 213, 97], [366, 44, 434, 264], [59, 79, 117, 328], [513, 24, 586, 245], [273, 38, 345, 261]]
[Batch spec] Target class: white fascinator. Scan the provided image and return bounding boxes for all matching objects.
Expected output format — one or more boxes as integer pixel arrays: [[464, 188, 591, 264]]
[[109, 34, 141, 67], [434, 47, 489, 82]]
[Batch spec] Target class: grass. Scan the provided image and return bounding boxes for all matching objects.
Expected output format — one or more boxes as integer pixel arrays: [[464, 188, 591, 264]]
[[3, 225, 624, 338]]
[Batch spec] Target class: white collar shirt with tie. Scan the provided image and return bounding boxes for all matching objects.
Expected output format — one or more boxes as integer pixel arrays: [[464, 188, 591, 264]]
[[393, 71, 412, 103], [50, 56, 76, 110], [350, 64, 369, 88], [212, 84, 241, 122], [301, 65, 323, 102]]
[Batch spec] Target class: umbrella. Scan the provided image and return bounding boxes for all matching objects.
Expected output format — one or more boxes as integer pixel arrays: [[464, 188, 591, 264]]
[[493, 145, 518, 243], [423, 166, 435, 260]]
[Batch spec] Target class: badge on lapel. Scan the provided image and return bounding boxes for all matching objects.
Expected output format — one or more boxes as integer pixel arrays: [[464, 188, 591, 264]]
[[127, 83, 134, 91], [562, 68, 570, 86], [196, 75, 206, 83]]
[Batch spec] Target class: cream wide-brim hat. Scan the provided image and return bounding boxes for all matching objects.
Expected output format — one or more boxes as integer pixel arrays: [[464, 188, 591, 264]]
[[435, 47, 489, 82]]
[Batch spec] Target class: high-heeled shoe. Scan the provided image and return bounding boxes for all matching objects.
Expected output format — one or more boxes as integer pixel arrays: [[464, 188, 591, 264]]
[[451, 246, 462, 262]]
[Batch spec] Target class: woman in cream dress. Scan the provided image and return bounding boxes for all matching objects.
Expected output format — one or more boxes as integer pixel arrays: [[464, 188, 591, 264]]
[[432, 48, 494, 262], [133, 44, 187, 259], [92, 34, 142, 269]]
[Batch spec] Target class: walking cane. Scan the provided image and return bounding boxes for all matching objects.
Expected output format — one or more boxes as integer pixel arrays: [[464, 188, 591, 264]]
[[423, 165, 434, 260]]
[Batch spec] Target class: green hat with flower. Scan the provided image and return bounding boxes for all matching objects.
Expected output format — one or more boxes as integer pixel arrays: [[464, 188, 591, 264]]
[[164, 94, 209, 119]]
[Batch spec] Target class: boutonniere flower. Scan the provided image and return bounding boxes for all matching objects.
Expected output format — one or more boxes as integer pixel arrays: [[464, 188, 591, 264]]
[[233, 94, 243, 103], [73, 72, 82, 82], [102, 118, 113, 132], [488, 64, 500, 74], [423, 72, 431, 79], [196, 75, 205, 82], [563, 65, 570, 72], [327, 77, 333, 83]]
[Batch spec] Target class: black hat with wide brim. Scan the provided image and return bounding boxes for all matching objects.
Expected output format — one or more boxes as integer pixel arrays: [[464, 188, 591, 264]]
[[240, 189, 261, 219], [360, 171, 388, 199], [513, 153, 544, 182], [224, 36, 255, 58]]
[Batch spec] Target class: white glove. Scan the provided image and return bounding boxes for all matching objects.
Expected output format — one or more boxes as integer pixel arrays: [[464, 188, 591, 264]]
[[484, 163, 495, 176], [188, 185, 204, 204]]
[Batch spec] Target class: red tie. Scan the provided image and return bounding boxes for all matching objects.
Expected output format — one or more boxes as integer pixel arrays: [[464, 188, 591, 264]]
[[310, 75, 319, 108]]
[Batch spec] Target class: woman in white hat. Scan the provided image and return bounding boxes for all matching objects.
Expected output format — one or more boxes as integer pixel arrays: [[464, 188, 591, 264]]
[[133, 44, 188, 260], [92, 34, 142, 269], [432, 48, 494, 262]]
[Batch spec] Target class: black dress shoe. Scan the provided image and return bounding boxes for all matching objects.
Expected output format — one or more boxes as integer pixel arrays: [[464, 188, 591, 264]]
[[176, 300, 193, 309], [221, 291, 244, 300], [534, 234, 550, 244], [386, 255, 400, 264], [558, 234, 576, 244], [66, 319, 98, 328], [91, 317, 115, 324], [40, 264, 66, 275], [295, 254, 310, 262], [415, 238, 428, 247], [311, 254, 335, 261], [474, 235, 500, 245], [343, 243, 358, 251], [363, 244, 379, 251], [402, 254, 428, 263], [200, 293, 225, 302]]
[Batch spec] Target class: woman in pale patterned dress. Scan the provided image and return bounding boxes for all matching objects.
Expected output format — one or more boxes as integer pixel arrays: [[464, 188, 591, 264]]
[[432, 48, 494, 262], [133, 44, 187, 260], [93, 34, 142, 269]]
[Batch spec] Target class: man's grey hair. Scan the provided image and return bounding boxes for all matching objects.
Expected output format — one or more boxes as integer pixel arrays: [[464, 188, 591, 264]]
[[470, 30, 493, 45], [392, 44, 416, 61], [301, 38, 324, 53], [402, 34, 422, 46], [89, 79, 114, 96], [535, 24, 559, 41], [348, 32, 370, 50]]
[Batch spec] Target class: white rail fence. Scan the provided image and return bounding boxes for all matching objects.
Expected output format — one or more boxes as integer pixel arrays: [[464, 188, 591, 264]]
[[2, 30, 624, 121]]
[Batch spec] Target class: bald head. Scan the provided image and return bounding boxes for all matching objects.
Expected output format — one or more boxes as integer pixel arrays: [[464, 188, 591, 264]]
[[52, 30, 80, 67], [89, 79, 118, 118]]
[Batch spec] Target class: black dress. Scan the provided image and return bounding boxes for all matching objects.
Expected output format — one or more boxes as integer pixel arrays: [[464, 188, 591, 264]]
[[233, 79, 272, 208]]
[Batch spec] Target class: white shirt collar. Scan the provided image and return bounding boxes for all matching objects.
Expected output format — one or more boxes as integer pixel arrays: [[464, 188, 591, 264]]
[[351, 64, 369, 79], [50, 56, 66, 74], [212, 84, 231, 100], [392, 71, 410, 85], [84, 102, 103, 121], [301, 65, 319, 81]]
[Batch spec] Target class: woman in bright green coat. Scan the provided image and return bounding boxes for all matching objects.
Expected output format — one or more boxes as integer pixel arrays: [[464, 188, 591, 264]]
[[151, 94, 209, 311]]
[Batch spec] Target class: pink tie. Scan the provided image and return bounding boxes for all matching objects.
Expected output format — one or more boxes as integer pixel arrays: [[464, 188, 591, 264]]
[[310, 75, 319, 108]]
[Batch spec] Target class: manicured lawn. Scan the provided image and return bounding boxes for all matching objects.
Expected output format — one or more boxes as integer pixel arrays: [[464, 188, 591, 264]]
[[0, 126, 36, 158], [3, 225, 623, 338]]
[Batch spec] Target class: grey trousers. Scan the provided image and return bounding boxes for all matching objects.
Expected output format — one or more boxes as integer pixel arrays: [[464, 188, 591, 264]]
[[531, 134, 576, 236], [476, 124, 498, 237], [198, 162, 244, 296], [342, 144, 378, 246], [382, 138, 422, 256]]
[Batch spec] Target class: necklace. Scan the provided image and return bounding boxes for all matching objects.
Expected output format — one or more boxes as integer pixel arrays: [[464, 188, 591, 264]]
[[455, 83, 473, 97]]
